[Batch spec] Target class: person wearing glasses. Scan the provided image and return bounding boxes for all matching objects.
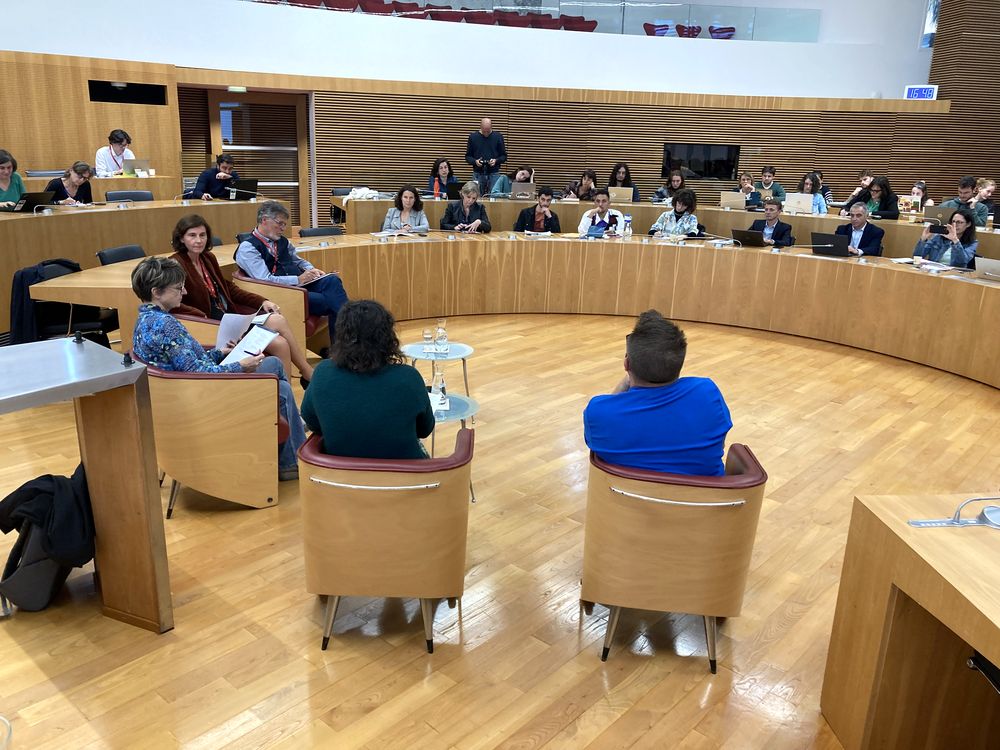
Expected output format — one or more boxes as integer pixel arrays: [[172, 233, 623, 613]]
[[130, 256, 305, 481], [797, 172, 828, 214], [842, 176, 899, 220], [235, 200, 350, 334], [45, 162, 94, 205], [914, 207, 978, 268], [94, 129, 135, 177]]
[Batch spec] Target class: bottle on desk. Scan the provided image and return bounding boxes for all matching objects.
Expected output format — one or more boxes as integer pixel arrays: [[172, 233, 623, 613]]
[[431, 367, 447, 408], [988, 215, 995, 231], [623, 214, 633, 239]]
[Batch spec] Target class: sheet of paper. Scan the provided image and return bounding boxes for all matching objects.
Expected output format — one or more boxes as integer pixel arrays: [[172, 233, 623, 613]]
[[215, 311, 269, 349], [220, 325, 280, 366]]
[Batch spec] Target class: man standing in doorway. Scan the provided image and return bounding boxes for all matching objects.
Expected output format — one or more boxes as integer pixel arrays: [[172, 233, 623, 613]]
[[465, 118, 507, 194]]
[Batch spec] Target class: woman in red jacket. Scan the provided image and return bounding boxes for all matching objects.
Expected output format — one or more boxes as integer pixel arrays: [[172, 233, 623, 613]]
[[169, 214, 315, 384]]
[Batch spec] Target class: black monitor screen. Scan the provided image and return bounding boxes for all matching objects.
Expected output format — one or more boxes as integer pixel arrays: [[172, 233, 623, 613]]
[[661, 143, 741, 181]]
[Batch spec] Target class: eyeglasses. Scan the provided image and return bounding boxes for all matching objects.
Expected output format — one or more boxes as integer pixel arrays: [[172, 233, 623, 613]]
[[268, 217, 288, 229]]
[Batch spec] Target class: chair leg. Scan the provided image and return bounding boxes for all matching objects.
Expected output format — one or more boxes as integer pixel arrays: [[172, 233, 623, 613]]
[[321, 595, 340, 650], [580, 599, 594, 616], [704, 615, 718, 674], [158, 470, 165, 487], [166, 480, 181, 519], [601, 606, 622, 661], [419, 598, 435, 653], [447, 597, 458, 609]]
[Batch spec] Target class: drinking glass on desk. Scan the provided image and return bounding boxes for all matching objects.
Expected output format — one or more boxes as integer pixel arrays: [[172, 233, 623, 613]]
[[422, 327, 434, 352], [435, 326, 449, 354]]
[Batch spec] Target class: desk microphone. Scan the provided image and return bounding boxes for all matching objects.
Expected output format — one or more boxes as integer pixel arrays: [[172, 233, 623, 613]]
[[32, 205, 55, 215], [173, 191, 195, 201]]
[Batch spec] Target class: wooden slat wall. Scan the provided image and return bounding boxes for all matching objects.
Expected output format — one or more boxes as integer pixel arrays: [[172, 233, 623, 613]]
[[313, 94, 991, 219], [178, 86, 211, 179], [0, 52, 182, 179]]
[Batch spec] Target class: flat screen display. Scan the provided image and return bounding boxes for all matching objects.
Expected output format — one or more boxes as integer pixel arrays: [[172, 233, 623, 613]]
[[661, 143, 741, 181]]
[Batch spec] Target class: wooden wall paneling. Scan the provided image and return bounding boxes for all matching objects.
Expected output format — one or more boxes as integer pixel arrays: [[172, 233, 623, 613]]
[[0, 52, 181, 180], [178, 86, 211, 180]]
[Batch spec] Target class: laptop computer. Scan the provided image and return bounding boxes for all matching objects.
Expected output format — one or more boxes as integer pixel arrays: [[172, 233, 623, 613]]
[[123, 159, 151, 176], [783, 192, 814, 214], [811, 232, 851, 257], [731, 228, 767, 247], [445, 183, 463, 200], [719, 191, 748, 209], [607, 187, 633, 204], [225, 178, 259, 200], [9, 192, 55, 213], [973, 257, 1000, 282], [510, 182, 536, 201], [924, 205, 956, 225]]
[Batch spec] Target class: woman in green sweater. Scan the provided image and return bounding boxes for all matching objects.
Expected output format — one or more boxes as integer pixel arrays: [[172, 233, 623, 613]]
[[301, 300, 435, 459], [0, 150, 26, 209]]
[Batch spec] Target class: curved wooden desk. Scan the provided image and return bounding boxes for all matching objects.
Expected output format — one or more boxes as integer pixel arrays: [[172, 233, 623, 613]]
[[29, 234, 1000, 389], [344, 199, 1000, 260], [1, 199, 264, 333]]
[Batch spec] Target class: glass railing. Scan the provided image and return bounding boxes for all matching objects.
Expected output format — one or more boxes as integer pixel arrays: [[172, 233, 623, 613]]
[[252, 0, 820, 41]]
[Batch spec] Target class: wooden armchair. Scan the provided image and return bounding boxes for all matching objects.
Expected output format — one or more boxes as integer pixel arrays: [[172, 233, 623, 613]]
[[581, 444, 767, 672], [136, 358, 290, 517], [298, 428, 475, 653], [230, 269, 329, 355]]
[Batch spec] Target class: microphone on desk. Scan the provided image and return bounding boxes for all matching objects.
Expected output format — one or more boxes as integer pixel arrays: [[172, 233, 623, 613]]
[[173, 191, 195, 201], [32, 204, 55, 215]]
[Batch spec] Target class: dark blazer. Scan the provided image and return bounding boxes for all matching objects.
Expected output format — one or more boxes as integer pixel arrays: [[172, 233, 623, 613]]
[[514, 206, 561, 233], [171, 250, 265, 319], [749, 218, 794, 248], [844, 191, 900, 220], [192, 167, 240, 199], [441, 201, 492, 232], [835, 222, 885, 256]]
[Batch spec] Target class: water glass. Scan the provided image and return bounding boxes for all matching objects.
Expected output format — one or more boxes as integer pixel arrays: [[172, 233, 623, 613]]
[[435, 327, 449, 354]]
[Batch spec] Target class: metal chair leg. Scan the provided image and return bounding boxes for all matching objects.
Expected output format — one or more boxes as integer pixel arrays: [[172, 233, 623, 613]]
[[158, 470, 165, 487], [704, 615, 718, 674], [461, 357, 470, 395], [321, 595, 340, 650], [420, 598, 435, 653], [166, 479, 181, 519], [469, 479, 476, 503], [601, 606, 622, 661]]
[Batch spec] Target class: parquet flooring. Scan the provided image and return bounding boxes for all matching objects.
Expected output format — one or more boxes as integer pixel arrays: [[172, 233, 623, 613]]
[[1, 313, 998, 749]]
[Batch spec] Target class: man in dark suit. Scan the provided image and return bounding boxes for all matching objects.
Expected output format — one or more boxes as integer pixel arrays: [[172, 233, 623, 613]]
[[836, 203, 885, 256], [748, 198, 794, 248], [514, 186, 561, 233]]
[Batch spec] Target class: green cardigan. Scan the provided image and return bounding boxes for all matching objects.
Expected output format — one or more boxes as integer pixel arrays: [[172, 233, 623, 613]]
[[0, 173, 26, 204], [301, 360, 435, 459]]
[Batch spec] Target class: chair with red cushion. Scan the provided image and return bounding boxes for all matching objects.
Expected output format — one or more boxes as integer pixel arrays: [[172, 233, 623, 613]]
[[299, 429, 475, 652], [495, 10, 532, 27], [392, 0, 428, 17], [528, 12, 561, 29], [462, 8, 495, 24], [559, 14, 597, 32], [643, 21, 673, 36], [324, 0, 360, 10], [230, 269, 329, 356], [580, 444, 767, 672], [358, 0, 394, 14], [424, 3, 466, 21]]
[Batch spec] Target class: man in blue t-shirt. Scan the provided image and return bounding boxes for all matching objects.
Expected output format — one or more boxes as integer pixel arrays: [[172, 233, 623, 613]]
[[583, 311, 732, 476]]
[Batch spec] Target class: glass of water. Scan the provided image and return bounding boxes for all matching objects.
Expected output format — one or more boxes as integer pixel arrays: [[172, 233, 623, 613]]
[[435, 324, 449, 354], [422, 327, 433, 351]]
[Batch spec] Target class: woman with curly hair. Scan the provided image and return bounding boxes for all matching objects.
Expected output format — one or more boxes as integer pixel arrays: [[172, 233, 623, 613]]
[[300, 300, 434, 459]]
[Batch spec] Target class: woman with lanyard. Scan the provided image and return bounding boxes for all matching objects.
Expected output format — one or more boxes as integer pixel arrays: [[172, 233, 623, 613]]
[[168, 214, 316, 385]]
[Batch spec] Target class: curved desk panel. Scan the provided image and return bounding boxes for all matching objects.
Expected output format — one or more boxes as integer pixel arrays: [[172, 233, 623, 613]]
[[30, 234, 1000, 389]]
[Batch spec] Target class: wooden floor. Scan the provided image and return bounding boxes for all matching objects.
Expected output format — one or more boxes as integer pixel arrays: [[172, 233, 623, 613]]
[[1, 314, 999, 749]]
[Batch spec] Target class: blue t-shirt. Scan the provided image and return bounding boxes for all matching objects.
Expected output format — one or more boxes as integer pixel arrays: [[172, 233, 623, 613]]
[[583, 377, 732, 476]]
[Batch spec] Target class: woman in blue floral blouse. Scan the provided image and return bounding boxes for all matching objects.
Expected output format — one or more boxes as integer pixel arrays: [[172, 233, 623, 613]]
[[130, 256, 305, 479]]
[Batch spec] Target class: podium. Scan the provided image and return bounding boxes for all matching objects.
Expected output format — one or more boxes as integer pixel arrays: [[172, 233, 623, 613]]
[[0, 339, 172, 632]]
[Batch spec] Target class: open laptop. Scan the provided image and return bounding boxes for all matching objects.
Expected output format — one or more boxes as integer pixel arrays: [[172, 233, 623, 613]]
[[123, 159, 151, 176], [9, 191, 55, 213], [445, 183, 463, 200], [510, 182, 536, 201], [607, 187, 633, 204], [924, 205, 956, 225], [719, 191, 747, 209], [973, 257, 1000, 282], [783, 192, 814, 214], [731, 228, 767, 247], [810, 232, 851, 257], [225, 178, 259, 200]]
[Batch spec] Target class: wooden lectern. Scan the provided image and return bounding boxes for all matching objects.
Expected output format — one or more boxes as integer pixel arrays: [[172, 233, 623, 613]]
[[0, 338, 172, 632]]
